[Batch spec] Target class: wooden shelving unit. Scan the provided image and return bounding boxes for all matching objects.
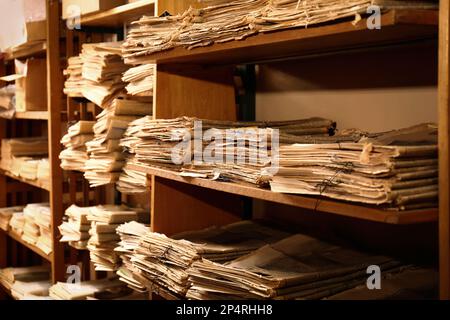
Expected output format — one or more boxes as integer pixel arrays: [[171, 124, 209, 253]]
[[80, 0, 155, 28], [0, 0, 65, 285]]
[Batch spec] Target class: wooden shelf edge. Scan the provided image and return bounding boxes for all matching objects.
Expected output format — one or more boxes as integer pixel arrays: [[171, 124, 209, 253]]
[[14, 111, 48, 120], [3, 42, 47, 61], [129, 164, 438, 225], [0, 169, 50, 192], [80, 0, 156, 28], [129, 9, 438, 65], [1, 229, 52, 262]]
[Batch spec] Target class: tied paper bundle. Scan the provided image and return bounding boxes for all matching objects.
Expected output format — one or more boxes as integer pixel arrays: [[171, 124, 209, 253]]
[[63, 55, 84, 98], [271, 124, 438, 210], [49, 278, 126, 300], [187, 233, 401, 300], [121, 116, 336, 186], [84, 98, 152, 187], [122, 64, 155, 97], [115, 221, 151, 293], [60, 121, 95, 172], [58, 205, 93, 250], [0, 137, 48, 173], [0, 206, 24, 231], [21, 203, 52, 255], [80, 42, 128, 108], [87, 205, 149, 272], [0, 265, 50, 293], [123, 0, 437, 64], [128, 221, 290, 297]]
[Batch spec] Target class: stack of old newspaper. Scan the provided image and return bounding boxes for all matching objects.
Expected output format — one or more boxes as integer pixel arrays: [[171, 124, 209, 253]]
[[122, 64, 155, 97], [121, 116, 336, 186], [0, 265, 51, 297], [123, 0, 436, 64], [115, 221, 151, 292], [117, 156, 150, 194], [60, 121, 95, 172], [186, 233, 401, 300], [84, 98, 151, 187], [49, 278, 126, 300], [58, 205, 92, 250], [1, 137, 48, 173], [127, 221, 290, 297], [271, 124, 438, 210], [80, 42, 128, 109], [64, 55, 84, 98], [87, 205, 149, 272]]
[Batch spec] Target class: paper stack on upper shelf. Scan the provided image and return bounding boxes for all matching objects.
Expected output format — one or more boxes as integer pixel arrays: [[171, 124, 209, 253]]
[[128, 220, 290, 297], [60, 121, 95, 172], [58, 205, 93, 250], [187, 233, 401, 300], [123, 0, 437, 64], [49, 278, 126, 300], [64, 55, 84, 98], [122, 64, 155, 97], [1, 137, 48, 173], [84, 98, 151, 187], [0, 206, 24, 231], [270, 124, 438, 210], [87, 205, 149, 272], [115, 221, 150, 293], [80, 42, 128, 109]]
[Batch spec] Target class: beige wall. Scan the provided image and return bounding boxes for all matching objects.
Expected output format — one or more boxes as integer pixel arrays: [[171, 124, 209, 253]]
[[256, 42, 438, 132]]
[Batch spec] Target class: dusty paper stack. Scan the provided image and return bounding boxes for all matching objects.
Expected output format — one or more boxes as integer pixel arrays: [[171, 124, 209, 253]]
[[11, 279, 52, 300], [187, 233, 401, 300], [80, 42, 128, 109], [21, 203, 52, 255], [9, 211, 25, 235], [0, 137, 48, 173], [36, 158, 50, 183], [87, 205, 149, 272], [84, 98, 151, 187], [0, 84, 16, 119], [122, 64, 155, 97], [123, 0, 436, 63], [0, 265, 50, 293], [121, 116, 335, 186], [49, 278, 126, 300], [0, 206, 24, 231], [117, 156, 150, 194], [63, 55, 84, 98], [115, 221, 151, 293], [271, 124, 438, 210], [60, 121, 95, 172], [128, 221, 290, 297], [58, 205, 92, 250]]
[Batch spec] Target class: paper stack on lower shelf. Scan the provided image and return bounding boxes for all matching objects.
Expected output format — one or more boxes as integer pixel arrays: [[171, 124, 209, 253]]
[[87, 205, 149, 272], [60, 121, 95, 172], [20, 203, 53, 255], [59, 205, 92, 250], [49, 278, 126, 300], [0, 265, 50, 293]]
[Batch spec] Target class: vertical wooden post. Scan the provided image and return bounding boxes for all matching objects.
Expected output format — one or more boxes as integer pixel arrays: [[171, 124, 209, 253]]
[[47, 0, 65, 283], [439, 0, 450, 300]]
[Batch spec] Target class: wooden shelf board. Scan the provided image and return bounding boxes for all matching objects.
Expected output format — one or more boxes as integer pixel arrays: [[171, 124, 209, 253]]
[[80, 0, 155, 28], [130, 9, 438, 65], [0, 169, 50, 192], [3, 42, 46, 61], [14, 111, 48, 120], [130, 164, 438, 225], [5, 229, 52, 262]]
